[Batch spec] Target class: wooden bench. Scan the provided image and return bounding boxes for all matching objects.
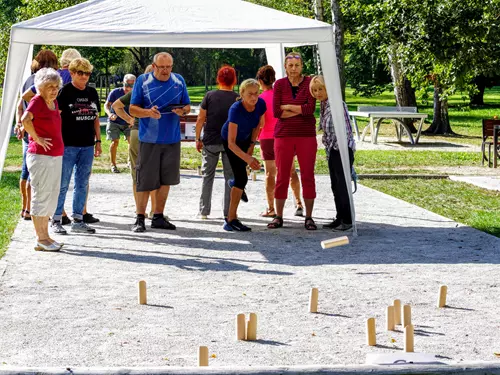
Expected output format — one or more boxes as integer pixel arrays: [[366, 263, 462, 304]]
[[349, 106, 428, 144]]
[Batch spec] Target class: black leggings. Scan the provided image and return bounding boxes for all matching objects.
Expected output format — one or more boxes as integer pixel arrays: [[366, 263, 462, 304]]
[[222, 138, 251, 190], [328, 147, 354, 224]]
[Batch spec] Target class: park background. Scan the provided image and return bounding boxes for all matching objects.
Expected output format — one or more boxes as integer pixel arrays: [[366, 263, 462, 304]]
[[0, 0, 498, 256]]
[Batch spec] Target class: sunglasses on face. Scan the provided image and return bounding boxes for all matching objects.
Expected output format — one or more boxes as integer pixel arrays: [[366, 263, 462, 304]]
[[286, 54, 301, 60], [124, 83, 134, 88], [76, 70, 91, 77]]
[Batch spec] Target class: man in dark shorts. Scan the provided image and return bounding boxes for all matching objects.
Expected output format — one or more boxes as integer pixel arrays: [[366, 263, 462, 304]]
[[129, 52, 190, 232], [104, 73, 136, 173]]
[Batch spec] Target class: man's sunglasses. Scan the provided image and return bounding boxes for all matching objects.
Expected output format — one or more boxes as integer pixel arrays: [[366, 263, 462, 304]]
[[76, 70, 92, 77], [124, 83, 134, 88], [286, 54, 301, 60]]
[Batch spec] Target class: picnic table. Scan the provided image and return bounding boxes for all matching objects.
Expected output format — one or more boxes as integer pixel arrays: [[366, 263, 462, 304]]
[[349, 106, 428, 145]]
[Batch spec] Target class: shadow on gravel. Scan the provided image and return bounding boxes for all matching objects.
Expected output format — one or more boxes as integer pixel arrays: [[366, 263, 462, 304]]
[[59, 218, 499, 267]]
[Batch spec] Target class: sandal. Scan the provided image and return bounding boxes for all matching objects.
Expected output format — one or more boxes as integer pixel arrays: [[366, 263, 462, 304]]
[[23, 210, 32, 221], [304, 216, 317, 231], [267, 216, 283, 229], [261, 208, 276, 218]]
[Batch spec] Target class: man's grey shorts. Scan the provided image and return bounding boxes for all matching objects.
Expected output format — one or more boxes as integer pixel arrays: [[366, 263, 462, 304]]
[[136, 141, 181, 192], [106, 121, 131, 140]]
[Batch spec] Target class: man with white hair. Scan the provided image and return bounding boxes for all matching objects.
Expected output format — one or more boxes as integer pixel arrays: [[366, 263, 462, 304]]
[[129, 52, 190, 232], [104, 73, 136, 173]]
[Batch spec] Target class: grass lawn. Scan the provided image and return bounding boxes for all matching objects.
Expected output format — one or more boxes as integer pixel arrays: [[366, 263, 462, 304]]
[[0, 172, 21, 259], [361, 178, 500, 238]]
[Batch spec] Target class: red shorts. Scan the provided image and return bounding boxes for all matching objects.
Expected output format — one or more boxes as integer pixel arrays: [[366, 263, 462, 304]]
[[259, 138, 275, 161]]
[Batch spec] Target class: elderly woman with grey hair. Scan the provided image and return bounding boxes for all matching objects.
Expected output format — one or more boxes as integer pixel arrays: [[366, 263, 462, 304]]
[[21, 68, 65, 251], [104, 73, 136, 173]]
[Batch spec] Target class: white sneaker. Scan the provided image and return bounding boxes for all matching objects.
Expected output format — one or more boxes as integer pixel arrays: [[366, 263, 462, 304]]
[[51, 221, 67, 235], [195, 213, 208, 220]]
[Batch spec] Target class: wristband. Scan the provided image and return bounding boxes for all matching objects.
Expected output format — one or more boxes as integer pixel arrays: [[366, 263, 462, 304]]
[[95, 140, 102, 145]]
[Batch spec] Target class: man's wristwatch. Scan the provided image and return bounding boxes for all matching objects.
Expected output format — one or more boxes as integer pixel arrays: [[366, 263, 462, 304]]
[[95, 140, 102, 145]]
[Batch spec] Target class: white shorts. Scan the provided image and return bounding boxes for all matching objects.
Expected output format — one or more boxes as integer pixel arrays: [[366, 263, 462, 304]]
[[26, 153, 63, 217]]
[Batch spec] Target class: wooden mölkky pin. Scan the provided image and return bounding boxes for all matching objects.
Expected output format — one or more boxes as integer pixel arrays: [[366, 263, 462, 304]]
[[309, 288, 319, 313], [252, 171, 257, 181], [437, 285, 447, 308], [321, 236, 349, 249], [246, 313, 257, 341], [198, 346, 209, 366], [197, 166, 202, 176], [236, 313, 246, 340], [403, 304, 411, 328], [386, 306, 395, 331], [138, 280, 147, 305], [366, 318, 376, 346], [393, 299, 402, 325], [404, 324, 414, 352]]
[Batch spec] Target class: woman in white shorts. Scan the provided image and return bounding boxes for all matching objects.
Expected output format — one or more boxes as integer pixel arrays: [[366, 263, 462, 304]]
[[21, 68, 65, 251]]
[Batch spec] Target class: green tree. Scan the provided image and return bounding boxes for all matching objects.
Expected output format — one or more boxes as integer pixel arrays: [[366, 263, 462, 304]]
[[361, 0, 500, 134]]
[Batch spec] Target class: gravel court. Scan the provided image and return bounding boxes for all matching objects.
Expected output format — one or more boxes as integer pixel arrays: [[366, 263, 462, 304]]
[[0, 172, 499, 368]]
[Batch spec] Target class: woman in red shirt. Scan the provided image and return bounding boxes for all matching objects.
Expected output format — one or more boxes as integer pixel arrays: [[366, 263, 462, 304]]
[[21, 68, 65, 251], [267, 52, 317, 230], [256, 65, 304, 218]]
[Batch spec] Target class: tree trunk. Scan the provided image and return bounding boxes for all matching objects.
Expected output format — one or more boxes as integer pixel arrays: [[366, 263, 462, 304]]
[[388, 48, 417, 132], [470, 75, 486, 106], [330, 0, 345, 100], [313, 0, 324, 75], [425, 84, 453, 134]]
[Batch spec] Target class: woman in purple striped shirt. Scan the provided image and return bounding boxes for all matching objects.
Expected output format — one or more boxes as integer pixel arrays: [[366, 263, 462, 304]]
[[267, 52, 317, 230]]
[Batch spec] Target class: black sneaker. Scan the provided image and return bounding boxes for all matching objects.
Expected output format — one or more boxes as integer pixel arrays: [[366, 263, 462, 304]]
[[323, 218, 342, 229], [228, 219, 251, 232], [83, 213, 100, 223], [132, 216, 146, 232], [61, 215, 71, 226], [228, 179, 248, 203], [151, 215, 176, 230]]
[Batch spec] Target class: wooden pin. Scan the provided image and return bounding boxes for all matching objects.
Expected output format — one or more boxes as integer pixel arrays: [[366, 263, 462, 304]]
[[437, 285, 447, 308], [366, 317, 376, 346], [138, 280, 147, 305], [252, 171, 257, 181], [246, 313, 257, 341], [404, 324, 414, 352], [197, 166, 202, 176], [393, 299, 402, 325], [198, 346, 209, 366], [236, 313, 246, 341], [403, 304, 411, 328], [309, 288, 319, 313], [386, 306, 395, 331], [321, 236, 349, 249]]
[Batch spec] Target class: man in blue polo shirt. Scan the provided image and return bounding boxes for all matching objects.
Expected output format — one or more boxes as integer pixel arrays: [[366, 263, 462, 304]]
[[130, 52, 190, 232]]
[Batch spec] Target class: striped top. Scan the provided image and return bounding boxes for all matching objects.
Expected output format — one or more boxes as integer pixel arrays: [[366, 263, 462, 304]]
[[273, 76, 317, 138]]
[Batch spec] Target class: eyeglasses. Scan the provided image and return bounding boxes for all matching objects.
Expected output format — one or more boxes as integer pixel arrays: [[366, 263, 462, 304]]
[[76, 70, 92, 77], [155, 65, 173, 70], [285, 54, 301, 60], [124, 83, 134, 88]]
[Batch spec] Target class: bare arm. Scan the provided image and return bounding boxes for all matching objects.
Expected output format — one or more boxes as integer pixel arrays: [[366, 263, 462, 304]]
[[93, 116, 102, 157], [195, 108, 207, 152], [172, 104, 191, 117], [129, 104, 161, 119], [247, 115, 265, 156], [281, 110, 299, 118], [22, 88, 35, 103], [112, 99, 134, 127], [228, 123, 260, 170], [104, 101, 117, 121], [21, 111, 53, 151]]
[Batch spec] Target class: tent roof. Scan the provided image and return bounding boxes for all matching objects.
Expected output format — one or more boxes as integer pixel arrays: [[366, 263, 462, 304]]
[[12, 0, 333, 47]]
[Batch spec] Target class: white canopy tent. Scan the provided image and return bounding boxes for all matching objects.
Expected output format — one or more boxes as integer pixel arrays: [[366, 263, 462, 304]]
[[0, 0, 357, 233]]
